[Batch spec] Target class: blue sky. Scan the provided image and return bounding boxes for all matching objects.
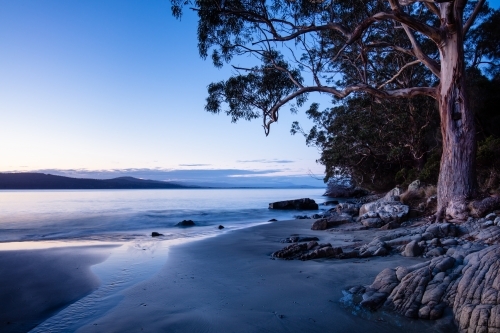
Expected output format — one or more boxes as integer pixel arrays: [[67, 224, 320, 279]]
[[1, 1, 498, 187]]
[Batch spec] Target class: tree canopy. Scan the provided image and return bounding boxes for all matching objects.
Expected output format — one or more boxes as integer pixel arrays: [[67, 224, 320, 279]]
[[172, 0, 498, 219]]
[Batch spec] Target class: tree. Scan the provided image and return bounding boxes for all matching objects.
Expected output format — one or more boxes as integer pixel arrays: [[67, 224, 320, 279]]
[[171, 0, 492, 220], [291, 95, 441, 191]]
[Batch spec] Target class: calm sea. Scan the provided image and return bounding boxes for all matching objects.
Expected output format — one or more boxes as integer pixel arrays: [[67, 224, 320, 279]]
[[0, 188, 330, 243]]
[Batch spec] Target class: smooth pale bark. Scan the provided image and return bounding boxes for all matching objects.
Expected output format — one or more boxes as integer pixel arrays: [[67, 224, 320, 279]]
[[436, 2, 477, 220]]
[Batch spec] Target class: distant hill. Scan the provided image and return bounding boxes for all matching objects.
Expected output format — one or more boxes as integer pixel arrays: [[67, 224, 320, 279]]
[[0, 173, 197, 189]]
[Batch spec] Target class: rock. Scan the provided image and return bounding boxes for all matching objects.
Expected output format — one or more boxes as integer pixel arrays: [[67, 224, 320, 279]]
[[473, 226, 500, 244], [176, 220, 196, 227], [422, 232, 434, 241], [269, 198, 319, 210], [496, 217, 500, 225], [311, 219, 328, 230], [380, 221, 400, 230], [359, 201, 409, 223], [268, 218, 278, 222], [311, 214, 353, 230], [361, 217, 384, 228], [403, 240, 423, 257], [425, 223, 457, 238], [312, 214, 323, 219], [486, 213, 497, 221], [426, 195, 438, 213], [336, 202, 360, 216], [151, 232, 163, 237], [326, 213, 353, 226], [407, 180, 422, 192], [360, 268, 399, 310], [426, 247, 445, 257], [323, 200, 339, 206], [294, 215, 311, 219], [469, 196, 500, 218], [441, 239, 458, 246], [452, 245, 500, 332], [271, 243, 307, 259], [218, 225, 224, 229]]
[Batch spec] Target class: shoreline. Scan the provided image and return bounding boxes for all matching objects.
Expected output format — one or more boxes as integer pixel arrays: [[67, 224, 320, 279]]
[[6, 218, 456, 333], [0, 245, 116, 333]]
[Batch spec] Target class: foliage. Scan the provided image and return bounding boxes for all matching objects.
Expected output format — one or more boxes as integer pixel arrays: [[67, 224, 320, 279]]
[[476, 136, 500, 193], [292, 95, 440, 191]]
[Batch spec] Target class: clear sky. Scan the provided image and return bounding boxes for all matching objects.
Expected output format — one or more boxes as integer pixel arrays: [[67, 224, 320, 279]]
[[1, 1, 498, 187]]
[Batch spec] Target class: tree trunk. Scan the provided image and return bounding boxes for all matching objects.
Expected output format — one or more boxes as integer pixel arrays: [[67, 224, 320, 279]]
[[436, 4, 477, 221]]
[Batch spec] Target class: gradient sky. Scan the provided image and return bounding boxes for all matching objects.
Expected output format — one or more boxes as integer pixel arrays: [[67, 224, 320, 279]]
[[1, 1, 498, 186]]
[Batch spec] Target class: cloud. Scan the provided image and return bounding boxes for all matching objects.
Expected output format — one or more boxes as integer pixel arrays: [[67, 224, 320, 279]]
[[237, 159, 295, 164]]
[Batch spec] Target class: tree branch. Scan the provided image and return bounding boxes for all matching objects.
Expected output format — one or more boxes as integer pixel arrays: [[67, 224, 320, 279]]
[[463, 0, 486, 36], [263, 85, 437, 135], [378, 60, 421, 88], [401, 24, 441, 77], [348, 10, 442, 46], [252, 22, 350, 45]]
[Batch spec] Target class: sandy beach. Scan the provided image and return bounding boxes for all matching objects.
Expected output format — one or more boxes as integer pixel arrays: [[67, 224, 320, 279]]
[[0, 218, 457, 333], [0, 245, 116, 333]]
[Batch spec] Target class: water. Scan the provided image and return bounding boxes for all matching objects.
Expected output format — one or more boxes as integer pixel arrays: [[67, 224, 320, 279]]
[[0, 188, 331, 332], [0, 188, 328, 243]]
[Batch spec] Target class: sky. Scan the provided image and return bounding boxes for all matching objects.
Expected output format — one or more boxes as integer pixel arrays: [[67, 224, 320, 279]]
[[1, 1, 499, 187]]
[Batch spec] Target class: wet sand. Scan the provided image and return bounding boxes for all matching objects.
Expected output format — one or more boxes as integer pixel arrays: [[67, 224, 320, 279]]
[[1, 219, 457, 332], [73, 219, 451, 332], [0, 245, 115, 333]]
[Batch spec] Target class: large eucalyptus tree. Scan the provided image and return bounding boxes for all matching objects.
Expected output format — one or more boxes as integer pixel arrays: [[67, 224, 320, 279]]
[[171, 0, 491, 220]]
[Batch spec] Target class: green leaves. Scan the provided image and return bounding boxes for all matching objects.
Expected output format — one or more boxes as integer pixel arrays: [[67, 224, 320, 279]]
[[205, 53, 304, 125]]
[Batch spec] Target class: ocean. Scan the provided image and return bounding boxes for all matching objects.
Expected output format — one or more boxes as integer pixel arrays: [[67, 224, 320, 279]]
[[0, 188, 330, 244]]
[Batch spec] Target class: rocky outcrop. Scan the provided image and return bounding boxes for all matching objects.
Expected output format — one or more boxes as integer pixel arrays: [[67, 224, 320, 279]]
[[452, 245, 500, 333], [271, 241, 342, 260], [269, 198, 318, 210], [356, 187, 409, 228], [311, 213, 353, 230]]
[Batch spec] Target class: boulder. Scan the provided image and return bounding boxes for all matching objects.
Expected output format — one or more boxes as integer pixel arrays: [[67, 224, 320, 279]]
[[407, 179, 422, 192], [359, 201, 409, 224], [402, 240, 423, 257], [361, 217, 384, 228], [269, 198, 318, 210], [176, 220, 196, 227], [323, 200, 339, 206], [336, 202, 360, 216], [425, 223, 457, 238], [311, 219, 328, 230], [151, 232, 163, 237], [218, 225, 224, 229], [468, 196, 500, 218], [326, 213, 353, 226]]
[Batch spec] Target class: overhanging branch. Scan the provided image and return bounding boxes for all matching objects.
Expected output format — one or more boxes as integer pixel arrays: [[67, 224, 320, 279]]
[[262, 85, 437, 135]]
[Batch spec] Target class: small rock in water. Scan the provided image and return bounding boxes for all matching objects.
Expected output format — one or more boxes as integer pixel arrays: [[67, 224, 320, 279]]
[[176, 220, 196, 227], [218, 225, 224, 229], [268, 218, 278, 222], [151, 232, 163, 237]]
